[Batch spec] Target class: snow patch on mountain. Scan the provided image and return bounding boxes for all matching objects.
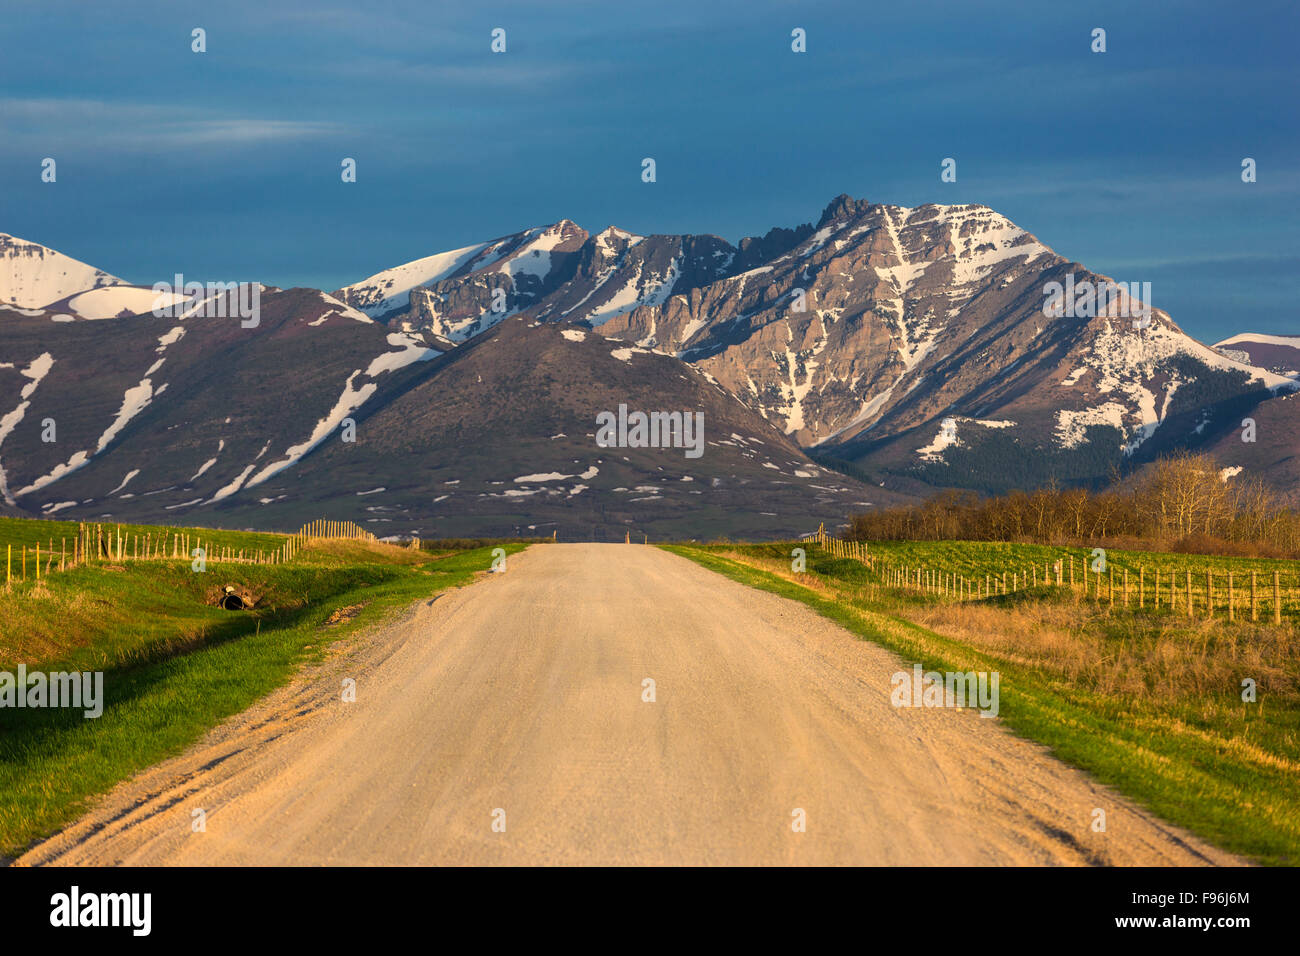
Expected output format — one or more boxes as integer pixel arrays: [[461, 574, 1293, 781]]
[[819, 383, 897, 445], [245, 371, 378, 491], [1055, 402, 1128, 449], [494, 223, 571, 281], [594, 227, 643, 256], [156, 326, 186, 350], [96, 379, 156, 453], [0, 233, 124, 310], [365, 332, 440, 376], [917, 417, 961, 462], [877, 206, 931, 295], [1056, 319, 1296, 454], [16, 451, 91, 498], [210, 465, 257, 503], [338, 242, 492, 318], [18, 352, 54, 399], [107, 469, 140, 495], [914, 416, 1018, 463], [937, 205, 1052, 283], [189, 451, 220, 482], [308, 293, 373, 326], [66, 286, 182, 320], [1215, 332, 1300, 349], [0, 352, 56, 503], [1212, 332, 1300, 378], [774, 319, 830, 435], [586, 258, 680, 325]]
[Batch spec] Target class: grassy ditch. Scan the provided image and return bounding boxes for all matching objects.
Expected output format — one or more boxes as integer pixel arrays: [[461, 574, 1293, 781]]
[[0, 535, 525, 860]]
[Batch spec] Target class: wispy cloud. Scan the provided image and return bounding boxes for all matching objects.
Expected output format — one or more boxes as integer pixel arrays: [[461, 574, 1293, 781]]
[[0, 98, 342, 152], [322, 57, 596, 89], [1095, 255, 1300, 277]]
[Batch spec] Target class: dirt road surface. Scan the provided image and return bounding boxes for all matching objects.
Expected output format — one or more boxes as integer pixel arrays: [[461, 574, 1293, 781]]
[[19, 544, 1239, 866]]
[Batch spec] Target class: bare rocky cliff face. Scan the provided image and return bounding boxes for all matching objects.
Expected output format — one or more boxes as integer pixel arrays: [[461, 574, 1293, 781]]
[[598, 197, 1063, 447], [336, 195, 1295, 493]]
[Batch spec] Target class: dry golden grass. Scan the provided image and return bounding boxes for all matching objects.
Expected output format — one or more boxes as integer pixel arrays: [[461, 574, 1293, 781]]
[[712, 545, 1300, 704], [310, 539, 428, 564], [902, 599, 1299, 701]]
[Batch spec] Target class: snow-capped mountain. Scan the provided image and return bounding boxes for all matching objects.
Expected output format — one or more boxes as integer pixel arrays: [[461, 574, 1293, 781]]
[[0, 289, 429, 510], [0, 289, 884, 536], [329, 195, 1296, 495], [336, 219, 795, 345], [589, 199, 1296, 469], [0, 233, 124, 311], [3, 194, 1296, 530], [1214, 333, 1300, 379], [335, 219, 590, 337]]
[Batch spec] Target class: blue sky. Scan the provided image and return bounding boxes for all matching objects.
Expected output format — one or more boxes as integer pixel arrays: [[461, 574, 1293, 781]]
[[1, 0, 1295, 342]]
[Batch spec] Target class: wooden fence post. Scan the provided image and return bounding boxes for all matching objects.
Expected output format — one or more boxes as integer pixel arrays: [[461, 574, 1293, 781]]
[[1274, 571, 1282, 625], [1228, 572, 1234, 622]]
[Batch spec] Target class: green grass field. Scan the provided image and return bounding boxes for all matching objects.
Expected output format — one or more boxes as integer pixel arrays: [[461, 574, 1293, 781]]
[[842, 538, 1300, 622], [860, 537, 1300, 580], [667, 540, 1300, 866], [0, 515, 525, 861]]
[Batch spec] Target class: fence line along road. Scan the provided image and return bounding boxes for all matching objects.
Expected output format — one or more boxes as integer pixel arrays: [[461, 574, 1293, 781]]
[[2, 517, 381, 591], [812, 531, 1293, 625]]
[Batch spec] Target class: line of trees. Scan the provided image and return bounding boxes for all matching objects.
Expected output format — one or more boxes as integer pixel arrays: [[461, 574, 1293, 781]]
[[846, 452, 1300, 556]]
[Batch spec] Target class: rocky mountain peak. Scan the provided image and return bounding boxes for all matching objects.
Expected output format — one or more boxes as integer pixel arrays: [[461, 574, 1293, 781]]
[[541, 219, 587, 240], [816, 193, 872, 228]]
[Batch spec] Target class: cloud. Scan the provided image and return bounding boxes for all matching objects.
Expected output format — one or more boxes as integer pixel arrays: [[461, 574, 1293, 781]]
[[323, 57, 596, 89], [975, 164, 1300, 204], [1108, 255, 1300, 279], [0, 98, 342, 152]]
